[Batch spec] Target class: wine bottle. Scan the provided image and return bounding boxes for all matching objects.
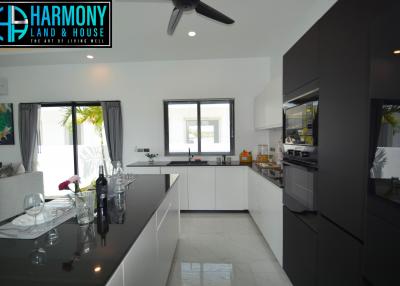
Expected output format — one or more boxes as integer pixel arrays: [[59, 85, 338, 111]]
[[96, 165, 109, 246], [95, 165, 108, 210], [97, 206, 109, 247]]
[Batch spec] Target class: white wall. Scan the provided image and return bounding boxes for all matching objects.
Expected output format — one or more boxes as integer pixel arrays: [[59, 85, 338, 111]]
[[0, 57, 270, 165], [258, 0, 337, 149]]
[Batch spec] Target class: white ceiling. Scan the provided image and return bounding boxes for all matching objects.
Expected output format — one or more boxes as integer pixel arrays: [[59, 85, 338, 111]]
[[0, 0, 334, 67]]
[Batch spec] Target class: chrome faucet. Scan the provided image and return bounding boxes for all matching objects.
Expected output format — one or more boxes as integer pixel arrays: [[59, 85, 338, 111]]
[[188, 148, 192, 162]]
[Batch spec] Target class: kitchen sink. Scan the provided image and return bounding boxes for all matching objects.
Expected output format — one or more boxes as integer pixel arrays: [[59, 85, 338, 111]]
[[168, 160, 209, 166]]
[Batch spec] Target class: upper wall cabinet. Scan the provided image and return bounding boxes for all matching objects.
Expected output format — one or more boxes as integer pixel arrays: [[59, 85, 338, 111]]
[[283, 23, 319, 102], [254, 77, 283, 130]]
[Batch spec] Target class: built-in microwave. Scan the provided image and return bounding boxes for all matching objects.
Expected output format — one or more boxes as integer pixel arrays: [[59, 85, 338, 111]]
[[283, 99, 319, 166]]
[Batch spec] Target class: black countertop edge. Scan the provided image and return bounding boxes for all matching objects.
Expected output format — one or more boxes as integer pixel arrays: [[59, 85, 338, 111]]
[[249, 164, 284, 189], [127, 161, 284, 189], [126, 161, 243, 167]]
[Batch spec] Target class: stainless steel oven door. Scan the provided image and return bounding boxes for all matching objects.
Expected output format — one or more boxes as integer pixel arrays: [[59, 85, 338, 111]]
[[283, 160, 318, 212]]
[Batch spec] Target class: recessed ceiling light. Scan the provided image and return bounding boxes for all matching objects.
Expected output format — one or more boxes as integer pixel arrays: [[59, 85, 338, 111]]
[[94, 266, 102, 273], [393, 50, 400, 55], [86, 54, 95, 59], [188, 31, 196, 37]]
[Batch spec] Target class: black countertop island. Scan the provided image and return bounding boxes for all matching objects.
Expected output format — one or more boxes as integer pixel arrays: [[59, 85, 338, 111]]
[[0, 174, 178, 286]]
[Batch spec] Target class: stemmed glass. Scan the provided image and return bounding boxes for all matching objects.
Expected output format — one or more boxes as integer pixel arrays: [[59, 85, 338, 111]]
[[23, 193, 45, 226], [30, 239, 47, 265]]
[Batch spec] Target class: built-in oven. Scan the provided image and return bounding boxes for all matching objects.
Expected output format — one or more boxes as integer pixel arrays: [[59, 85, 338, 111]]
[[283, 160, 318, 213], [282, 91, 319, 213]]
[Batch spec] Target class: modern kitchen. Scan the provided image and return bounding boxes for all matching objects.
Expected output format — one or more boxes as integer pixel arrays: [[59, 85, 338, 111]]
[[0, 0, 399, 285]]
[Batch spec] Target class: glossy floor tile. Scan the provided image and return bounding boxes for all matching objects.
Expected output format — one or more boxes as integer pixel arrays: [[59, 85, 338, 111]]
[[167, 213, 292, 286]]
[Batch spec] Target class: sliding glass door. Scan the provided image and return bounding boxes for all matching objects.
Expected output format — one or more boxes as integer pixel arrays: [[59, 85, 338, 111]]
[[37, 106, 75, 197], [76, 105, 110, 188], [37, 103, 111, 197]]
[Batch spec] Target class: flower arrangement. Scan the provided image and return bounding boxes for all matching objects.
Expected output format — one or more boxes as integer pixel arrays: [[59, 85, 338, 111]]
[[59, 176, 96, 192], [58, 175, 81, 192]]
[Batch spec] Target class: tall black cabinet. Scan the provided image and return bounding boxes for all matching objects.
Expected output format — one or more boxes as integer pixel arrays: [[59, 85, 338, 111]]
[[364, 3, 400, 286], [318, 0, 372, 240], [282, 1, 398, 286]]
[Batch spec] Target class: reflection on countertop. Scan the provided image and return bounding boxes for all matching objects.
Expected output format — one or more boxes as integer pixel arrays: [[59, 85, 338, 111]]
[[250, 163, 284, 188], [0, 174, 179, 286]]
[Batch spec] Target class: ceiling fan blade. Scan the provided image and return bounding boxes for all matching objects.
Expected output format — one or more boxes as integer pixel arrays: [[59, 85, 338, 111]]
[[195, 2, 234, 24], [117, 0, 169, 2], [167, 8, 183, 35]]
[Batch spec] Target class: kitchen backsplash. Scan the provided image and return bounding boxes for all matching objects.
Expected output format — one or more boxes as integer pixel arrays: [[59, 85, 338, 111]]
[[268, 127, 283, 150]]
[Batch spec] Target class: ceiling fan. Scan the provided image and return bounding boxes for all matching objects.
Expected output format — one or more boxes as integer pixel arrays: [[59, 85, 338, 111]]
[[167, 0, 235, 35]]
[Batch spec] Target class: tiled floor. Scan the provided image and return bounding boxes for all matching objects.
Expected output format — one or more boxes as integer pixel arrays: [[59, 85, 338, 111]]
[[167, 213, 292, 286]]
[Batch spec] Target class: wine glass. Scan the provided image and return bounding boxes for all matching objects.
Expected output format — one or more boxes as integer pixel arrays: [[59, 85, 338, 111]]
[[30, 240, 47, 265], [24, 193, 45, 226]]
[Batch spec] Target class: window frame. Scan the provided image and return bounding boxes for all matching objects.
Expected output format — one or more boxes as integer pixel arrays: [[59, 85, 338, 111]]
[[163, 99, 235, 156], [26, 100, 119, 175]]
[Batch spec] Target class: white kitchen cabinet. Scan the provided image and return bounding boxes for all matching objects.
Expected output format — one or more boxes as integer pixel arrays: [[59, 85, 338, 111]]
[[215, 166, 247, 210], [108, 181, 180, 286], [248, 168, 283, 265], [188, 167, 216, 210], [254, 77, 283, 130], [106, 264, 124, 286], [261, 178, 283, 266], [157, 183, 180, 286], [248, 169, 260, 223], [127, 167, 161, 174], [124, 215, 159, 286], [161, 167, 189, 210]]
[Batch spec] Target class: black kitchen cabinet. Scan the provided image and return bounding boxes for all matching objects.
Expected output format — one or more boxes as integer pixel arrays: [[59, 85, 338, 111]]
[[364, 3, 400, 285], [364, 214, 400, 286], [318, 0, 373, 240], [370, 2, 400, 100], [317, 215, 363, 286], [283, 207, 317, 286], [283, 23, 319, 102]]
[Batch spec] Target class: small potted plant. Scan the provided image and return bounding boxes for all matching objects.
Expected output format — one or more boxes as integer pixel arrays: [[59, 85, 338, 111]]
[[145, 153, 158, 164]]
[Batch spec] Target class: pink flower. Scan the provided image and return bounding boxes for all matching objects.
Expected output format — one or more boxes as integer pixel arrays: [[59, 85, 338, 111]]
[[68, 175, 80, 184], [58, 175, 81, 191], [58, 180, 71, 190]]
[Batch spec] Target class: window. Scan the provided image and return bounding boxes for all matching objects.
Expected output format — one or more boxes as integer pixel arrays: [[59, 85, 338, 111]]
[[164, 99, 234, 155], [37, 102, 113, 197]]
